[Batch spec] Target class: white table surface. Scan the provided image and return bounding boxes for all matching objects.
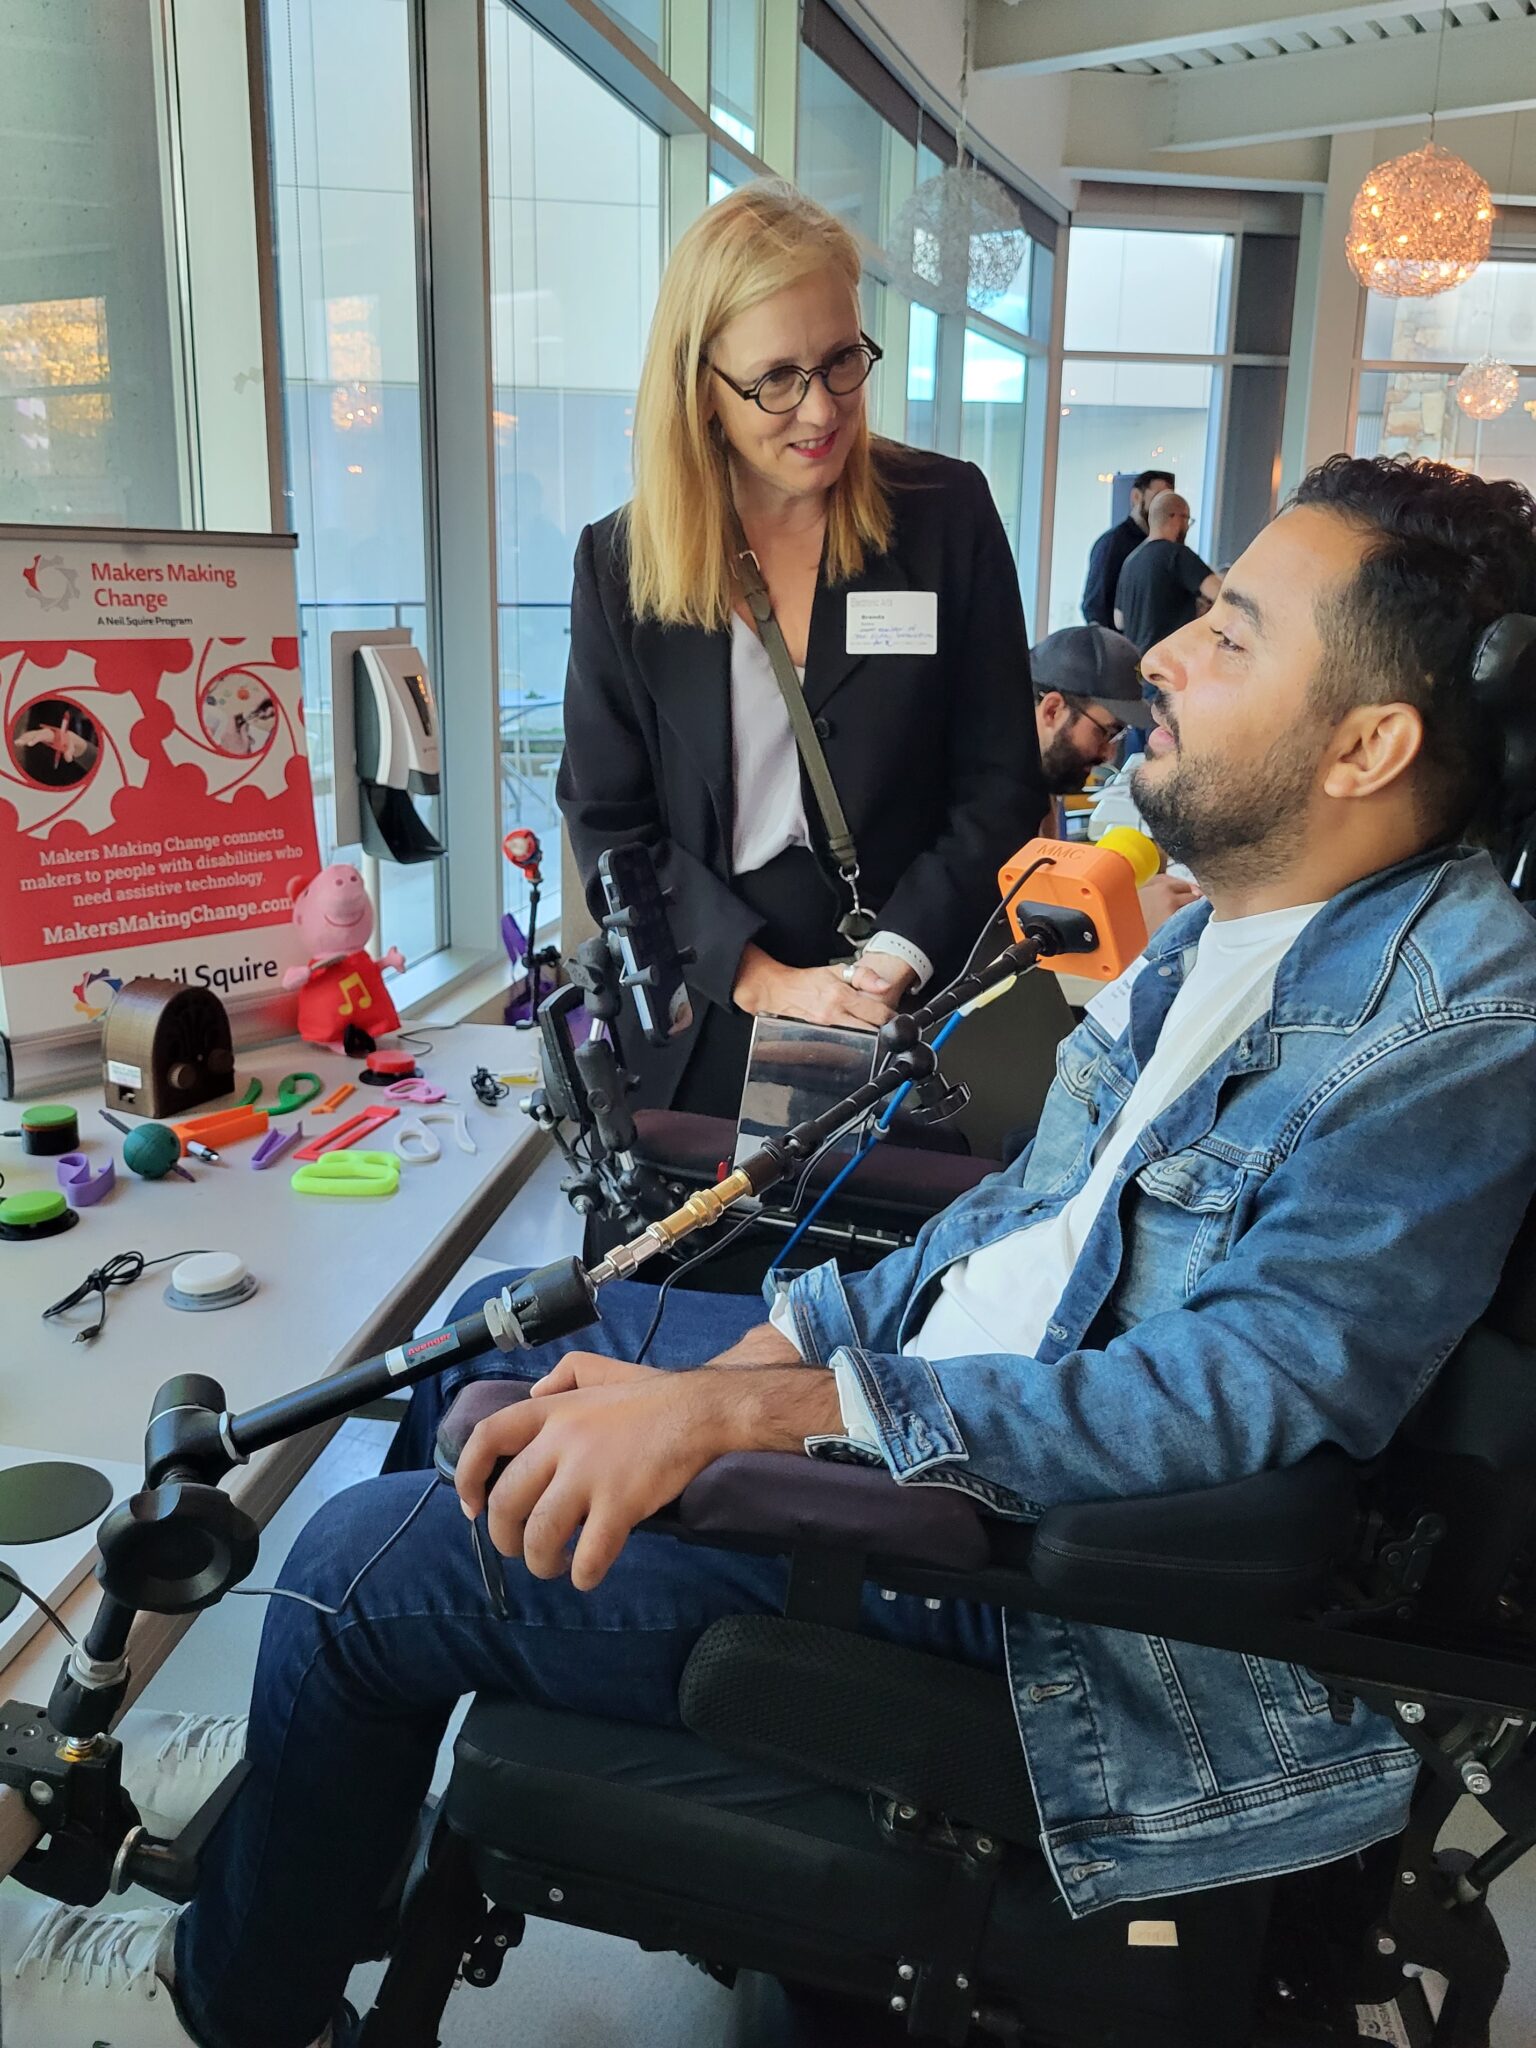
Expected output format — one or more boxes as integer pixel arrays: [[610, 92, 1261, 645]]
[[0, 1021, 547, 1869]]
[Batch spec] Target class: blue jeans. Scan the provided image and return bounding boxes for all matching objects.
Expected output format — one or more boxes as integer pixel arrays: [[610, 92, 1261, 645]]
[[172, 1275, 1006, 2048]]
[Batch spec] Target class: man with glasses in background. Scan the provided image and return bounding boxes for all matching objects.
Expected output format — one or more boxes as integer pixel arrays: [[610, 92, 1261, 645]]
[[1032, 624, 1201, 932], [1031, 623, 1144, 826]]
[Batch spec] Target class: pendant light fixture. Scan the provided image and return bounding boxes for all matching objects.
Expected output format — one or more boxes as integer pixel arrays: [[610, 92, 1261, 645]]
[[884, 2, 1028, 316], [1346, 15, 1493, 300]]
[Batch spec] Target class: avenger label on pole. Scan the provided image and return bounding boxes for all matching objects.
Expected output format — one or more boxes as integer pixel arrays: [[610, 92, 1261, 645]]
[[0, 528, 318, 1076]]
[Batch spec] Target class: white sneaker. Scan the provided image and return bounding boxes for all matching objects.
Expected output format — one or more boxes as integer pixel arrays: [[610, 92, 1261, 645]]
[[117, 1710, 249, 1839], [0, 1888, 341, 2045], [0, 1892, 194, 2045]]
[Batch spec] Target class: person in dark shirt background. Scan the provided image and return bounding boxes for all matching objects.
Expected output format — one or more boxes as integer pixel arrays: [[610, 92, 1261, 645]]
[[1080, 465, 1174, 627], [1114, 489, 1222, 653]]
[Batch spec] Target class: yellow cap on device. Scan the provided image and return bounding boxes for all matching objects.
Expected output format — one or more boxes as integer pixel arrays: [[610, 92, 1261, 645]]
[[1098, 826, 1162, 889]]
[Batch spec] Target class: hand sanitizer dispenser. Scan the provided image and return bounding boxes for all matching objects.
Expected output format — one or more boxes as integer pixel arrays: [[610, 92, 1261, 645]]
[[353, 642, 444, 864]]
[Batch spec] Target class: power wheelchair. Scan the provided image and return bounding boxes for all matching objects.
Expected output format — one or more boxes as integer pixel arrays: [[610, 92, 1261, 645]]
[[348, 1199, 1536, 2048]]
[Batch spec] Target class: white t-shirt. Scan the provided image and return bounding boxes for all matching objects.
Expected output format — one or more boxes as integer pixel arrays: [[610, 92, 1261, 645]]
[[772, 901, 1325, 1425], [907, 899, 1322, 1360]]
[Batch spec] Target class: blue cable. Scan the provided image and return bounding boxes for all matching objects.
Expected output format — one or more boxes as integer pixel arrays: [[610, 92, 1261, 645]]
[[772, 1011, 964, 1276]]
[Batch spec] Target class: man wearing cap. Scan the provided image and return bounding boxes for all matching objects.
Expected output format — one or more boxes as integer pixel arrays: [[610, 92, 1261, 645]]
[[1031, 624, 1146, 825], [1031, 624, 1200, 934]]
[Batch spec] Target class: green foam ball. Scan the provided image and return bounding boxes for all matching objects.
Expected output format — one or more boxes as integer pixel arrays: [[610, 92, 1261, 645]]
[[123, 1123, 182, 1180]]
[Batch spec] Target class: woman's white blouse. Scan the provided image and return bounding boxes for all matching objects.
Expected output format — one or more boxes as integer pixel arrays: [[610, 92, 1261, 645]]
[[725, 612, 932, 988], [728, 613, 811, 875]]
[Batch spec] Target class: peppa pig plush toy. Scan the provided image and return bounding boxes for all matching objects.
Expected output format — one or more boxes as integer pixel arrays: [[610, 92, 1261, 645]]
[[283, 865, 406, 1053]]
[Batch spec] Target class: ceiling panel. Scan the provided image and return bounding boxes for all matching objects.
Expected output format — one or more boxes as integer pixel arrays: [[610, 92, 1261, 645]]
[[1093, 0, 1534, 71]]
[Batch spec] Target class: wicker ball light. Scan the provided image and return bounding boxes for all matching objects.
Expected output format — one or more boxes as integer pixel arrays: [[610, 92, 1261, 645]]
[[886, 163, 1028, 316], [1347, 141, 1494, 300], [1454, 356, 1520, 421]]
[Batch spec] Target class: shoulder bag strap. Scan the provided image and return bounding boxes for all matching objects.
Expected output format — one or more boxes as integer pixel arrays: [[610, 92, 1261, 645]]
[[728, 513, 875, 943]]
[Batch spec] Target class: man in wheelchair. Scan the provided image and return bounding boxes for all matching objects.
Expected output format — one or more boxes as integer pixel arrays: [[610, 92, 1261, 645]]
[[9, 452, 1536, 2048]]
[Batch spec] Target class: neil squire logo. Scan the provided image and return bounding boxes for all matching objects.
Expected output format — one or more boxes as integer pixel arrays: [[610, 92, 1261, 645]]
[[71, 968, 122, 1018], [22, 554, 79, 613]]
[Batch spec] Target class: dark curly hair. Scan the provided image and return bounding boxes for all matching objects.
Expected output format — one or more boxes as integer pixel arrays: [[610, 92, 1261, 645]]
[[1290, 454, 1536, 840]]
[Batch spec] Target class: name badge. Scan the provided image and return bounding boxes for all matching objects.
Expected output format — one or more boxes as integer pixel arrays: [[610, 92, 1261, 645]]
[[846, 591, 938, 656], [1084, 954, 1149, 1042]]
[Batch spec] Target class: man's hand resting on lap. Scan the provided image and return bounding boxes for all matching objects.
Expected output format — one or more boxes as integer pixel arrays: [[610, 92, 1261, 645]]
[[455, 1350, 841, 1590]]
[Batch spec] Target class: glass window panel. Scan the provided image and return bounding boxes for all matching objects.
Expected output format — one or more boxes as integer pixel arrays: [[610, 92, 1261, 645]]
[[1048, 364, 1214, 635], [906, 303, 939, 448], [1064, 228, 1231, 356], [0, 0, 266, 529], [709, 145, 751, 205], [1355, 367, 1536, 497], [1031, 240, 1055, 346], [796, 46, 889, 243], [267, 0, 441, 967], [981, 236, 1033, 340], [711, 0, 759, 153], [962, 329, 1027, 562], [1362, 260, 1536, 366], [488, 3, 663, 933], [592, 0, 662, 62]]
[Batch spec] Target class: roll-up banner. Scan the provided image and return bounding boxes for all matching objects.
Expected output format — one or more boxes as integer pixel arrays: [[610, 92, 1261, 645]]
[[0, 527, 319, 1096]]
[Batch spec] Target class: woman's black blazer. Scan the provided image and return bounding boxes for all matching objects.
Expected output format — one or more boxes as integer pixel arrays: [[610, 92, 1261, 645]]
[[556, 446, 1045, 1105]]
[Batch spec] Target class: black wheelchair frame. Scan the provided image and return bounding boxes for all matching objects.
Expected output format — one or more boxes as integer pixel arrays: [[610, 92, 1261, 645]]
[[351, 1224, 1536, 2048]]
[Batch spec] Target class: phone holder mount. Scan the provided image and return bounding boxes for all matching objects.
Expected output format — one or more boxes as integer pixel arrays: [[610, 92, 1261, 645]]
[[520, 854, 696, 1228]]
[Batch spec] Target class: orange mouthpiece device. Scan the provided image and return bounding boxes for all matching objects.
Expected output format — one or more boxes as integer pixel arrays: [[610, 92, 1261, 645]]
[[997, 827, 1160, 982]]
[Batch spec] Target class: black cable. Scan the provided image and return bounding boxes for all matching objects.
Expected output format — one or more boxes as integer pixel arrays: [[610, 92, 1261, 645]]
[[951, 853, 1056, 988], [471, 1066, 512, 1108], [232, 1476, 438, 1617], [42, 1248, 213, 1345], [397, 1026, 456, 1054], [0, 1563, 79, 1649], [631, 1113, 873, 1364], [632, 1207, 766, 1364]]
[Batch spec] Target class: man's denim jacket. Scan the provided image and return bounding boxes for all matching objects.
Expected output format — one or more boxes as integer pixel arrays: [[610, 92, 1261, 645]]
[[768, 848, 1536, 1916]]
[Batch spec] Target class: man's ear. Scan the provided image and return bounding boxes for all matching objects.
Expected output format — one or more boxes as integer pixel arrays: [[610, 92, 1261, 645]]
[[1036, 691, 1066, 729], [1321, 703, 1425, 803]]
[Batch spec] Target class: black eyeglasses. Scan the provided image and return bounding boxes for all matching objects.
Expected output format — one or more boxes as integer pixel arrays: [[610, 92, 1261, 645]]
[[1075, 706, 1124, 744], [706, 333, 883, 415]]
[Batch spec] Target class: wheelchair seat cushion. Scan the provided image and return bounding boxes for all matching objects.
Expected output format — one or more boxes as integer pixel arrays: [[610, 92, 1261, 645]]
[[445, 1691, 1277, 2046], [680, 1615, 1037, 1845]]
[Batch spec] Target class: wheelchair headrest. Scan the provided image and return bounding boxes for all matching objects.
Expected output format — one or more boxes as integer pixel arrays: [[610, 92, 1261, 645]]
[[1471, 614, 1536, 835]]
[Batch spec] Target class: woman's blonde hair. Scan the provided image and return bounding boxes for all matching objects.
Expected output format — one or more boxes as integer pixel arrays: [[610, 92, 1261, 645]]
[[623, 180, 893, 632]]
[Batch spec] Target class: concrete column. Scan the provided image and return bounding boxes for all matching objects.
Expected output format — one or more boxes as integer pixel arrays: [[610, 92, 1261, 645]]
[[1285, 129, 1375, 488]]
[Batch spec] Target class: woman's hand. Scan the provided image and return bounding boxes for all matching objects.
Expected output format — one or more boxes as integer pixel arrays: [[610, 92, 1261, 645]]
[[732, 943, 894, 1031], [845, 949, 918, 1004]]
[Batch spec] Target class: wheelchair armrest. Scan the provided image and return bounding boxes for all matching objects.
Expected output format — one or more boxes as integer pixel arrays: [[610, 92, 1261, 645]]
[[1026, 1446, 1358, 1621], [435, 1384, 1354, 1610], [434, 1382, 990, 1571], [668, 1452, 991, 1570]]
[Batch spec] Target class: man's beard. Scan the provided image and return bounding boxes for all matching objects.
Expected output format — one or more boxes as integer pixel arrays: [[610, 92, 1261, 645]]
[[1131, 723, 1319, 888], [1039, 727, 1095, 795]]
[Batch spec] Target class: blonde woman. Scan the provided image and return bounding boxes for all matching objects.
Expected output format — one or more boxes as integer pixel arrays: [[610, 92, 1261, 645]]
[[558, 181, 1044, 1114]]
